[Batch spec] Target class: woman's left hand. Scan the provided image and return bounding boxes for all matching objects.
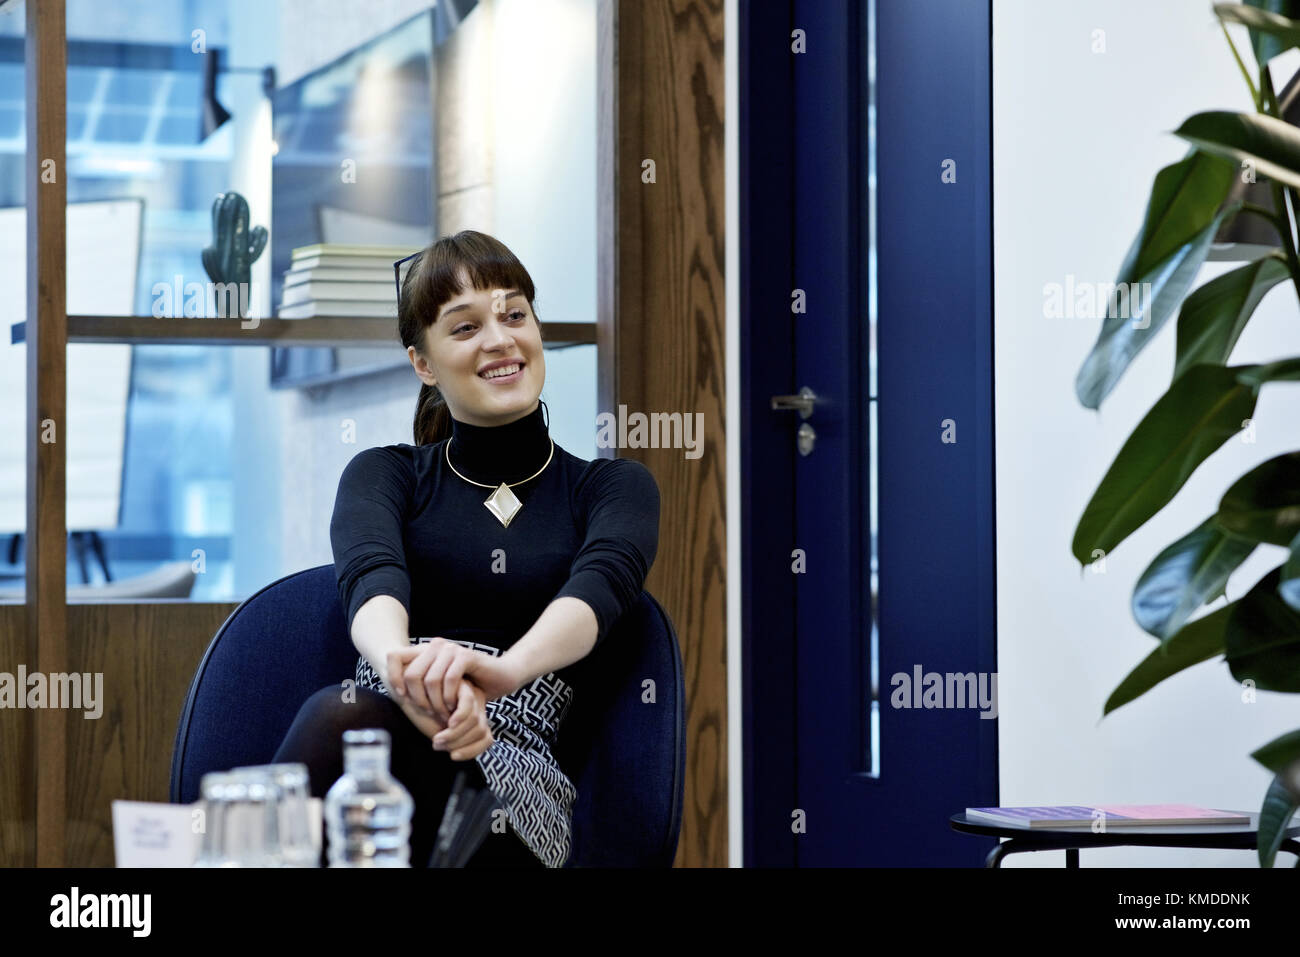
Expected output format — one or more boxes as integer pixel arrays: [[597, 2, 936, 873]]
[[433, 678, 494, 761]]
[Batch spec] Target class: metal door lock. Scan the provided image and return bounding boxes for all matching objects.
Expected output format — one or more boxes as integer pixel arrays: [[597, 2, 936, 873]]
[[796, 422, 816, 456]]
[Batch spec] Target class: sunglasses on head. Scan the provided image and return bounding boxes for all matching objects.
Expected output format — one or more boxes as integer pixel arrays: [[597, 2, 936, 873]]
[[393, 251, 422, 307]]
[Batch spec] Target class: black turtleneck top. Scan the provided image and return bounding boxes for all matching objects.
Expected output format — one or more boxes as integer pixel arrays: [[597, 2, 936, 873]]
[[328, 401, 660, 685]]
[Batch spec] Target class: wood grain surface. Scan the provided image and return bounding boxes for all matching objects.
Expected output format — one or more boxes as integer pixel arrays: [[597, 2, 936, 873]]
[[600, 0, 727, 868]]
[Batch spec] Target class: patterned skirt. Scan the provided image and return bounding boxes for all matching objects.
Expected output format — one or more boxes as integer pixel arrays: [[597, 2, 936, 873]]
[[355, 636, 577, 868]]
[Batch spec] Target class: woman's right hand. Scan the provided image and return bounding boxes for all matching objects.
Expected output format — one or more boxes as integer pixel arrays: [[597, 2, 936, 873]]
[[386, 643, 444, 716]]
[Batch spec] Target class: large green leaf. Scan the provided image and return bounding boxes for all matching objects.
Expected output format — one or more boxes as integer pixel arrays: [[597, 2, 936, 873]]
[[1253, 727, 1300, 773], [1072, 365, 1258, 563], [1257, 772, 1300, 867], [1104, 604, 1233, 716], [1175, 110, 1300, 192], [1281, 529, 1300, 611], [1174, 253, 1290, 381], [1226, 566, 1300, 691], [1238, 0, 1300, 65], [1235, 356, 1300, 385], [1131, 517, 1256, 640], [1127, 154, 1238, 277], [1218, 3, 1300, 63], [1217, 452, 1300, 545], [1075, 152, 1237, 410]]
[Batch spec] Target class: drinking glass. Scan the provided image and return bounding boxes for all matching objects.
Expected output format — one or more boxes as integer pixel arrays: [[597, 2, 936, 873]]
[[192, 768, 280, 866]]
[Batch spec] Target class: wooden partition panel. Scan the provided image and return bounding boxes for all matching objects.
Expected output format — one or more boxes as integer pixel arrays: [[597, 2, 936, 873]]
[[0, 605, 33, 866], [599, 0, 727, 867], [64, 602, 238, 867], [1, 603, 236, 867], [26, 0, 68, 870]]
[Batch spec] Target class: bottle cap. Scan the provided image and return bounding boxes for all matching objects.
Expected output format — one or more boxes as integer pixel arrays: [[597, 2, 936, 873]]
[[342, 728, 390, 748]]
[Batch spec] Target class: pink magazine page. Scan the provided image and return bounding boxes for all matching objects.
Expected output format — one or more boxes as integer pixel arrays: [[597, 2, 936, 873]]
[[1096, 804, 1241, 821]]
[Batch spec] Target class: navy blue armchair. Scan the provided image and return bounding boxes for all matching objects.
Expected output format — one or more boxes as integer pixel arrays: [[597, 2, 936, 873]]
[[169, 563, 686, 867]]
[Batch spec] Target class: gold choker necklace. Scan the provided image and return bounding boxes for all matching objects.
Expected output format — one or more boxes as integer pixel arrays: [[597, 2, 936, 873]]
[[445, 438, 555, 528]]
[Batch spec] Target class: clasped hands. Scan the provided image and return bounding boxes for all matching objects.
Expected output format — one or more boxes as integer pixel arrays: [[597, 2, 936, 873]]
[[385, 638, 522, 762]]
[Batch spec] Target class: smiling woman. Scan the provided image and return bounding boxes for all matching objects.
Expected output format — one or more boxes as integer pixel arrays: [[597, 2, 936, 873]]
[[271, 228, 662, 868]]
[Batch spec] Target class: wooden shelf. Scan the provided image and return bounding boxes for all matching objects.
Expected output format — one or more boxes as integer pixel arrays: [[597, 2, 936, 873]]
[[10, 316, 599, 347]]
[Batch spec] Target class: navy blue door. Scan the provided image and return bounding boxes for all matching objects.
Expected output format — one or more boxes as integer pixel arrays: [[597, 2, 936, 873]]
[[741, 0, 997, 866]]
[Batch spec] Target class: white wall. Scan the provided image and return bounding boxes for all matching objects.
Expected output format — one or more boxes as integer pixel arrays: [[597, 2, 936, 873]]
[[489, 0, 598, 460], [491, 0, 598, 333], [995, 0, 1300, 866]]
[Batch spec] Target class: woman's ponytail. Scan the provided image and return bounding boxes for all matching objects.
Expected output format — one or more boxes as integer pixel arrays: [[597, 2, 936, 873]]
[[414, 381, 451, 446]]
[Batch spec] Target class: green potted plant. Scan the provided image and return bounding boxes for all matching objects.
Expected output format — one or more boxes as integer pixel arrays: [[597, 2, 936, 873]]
[[1077, 0, 1300, 867]]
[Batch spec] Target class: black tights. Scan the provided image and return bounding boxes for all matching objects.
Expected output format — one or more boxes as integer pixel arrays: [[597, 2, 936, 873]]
[[272, 685, 544, 869]]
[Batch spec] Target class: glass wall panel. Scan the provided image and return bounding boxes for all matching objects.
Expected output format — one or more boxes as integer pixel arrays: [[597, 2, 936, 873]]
[[0, 1, 25, 601], [13, 0, 600, 604]]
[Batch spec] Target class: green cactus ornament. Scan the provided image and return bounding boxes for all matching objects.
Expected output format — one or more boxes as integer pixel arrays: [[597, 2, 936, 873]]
[[201, 191, 267, 319]]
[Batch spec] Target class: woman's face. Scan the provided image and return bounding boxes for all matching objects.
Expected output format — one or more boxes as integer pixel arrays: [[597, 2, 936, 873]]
[[408, 276, 545, 427]]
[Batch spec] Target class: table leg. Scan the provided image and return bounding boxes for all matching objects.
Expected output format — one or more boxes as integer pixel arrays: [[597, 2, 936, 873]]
[[984, 839, 1085, 868], [985, 842, 1011, 867]]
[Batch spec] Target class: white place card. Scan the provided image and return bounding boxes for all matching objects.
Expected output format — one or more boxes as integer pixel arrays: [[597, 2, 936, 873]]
[[111, 800, 203, 868], [112, 798, 323, 867]]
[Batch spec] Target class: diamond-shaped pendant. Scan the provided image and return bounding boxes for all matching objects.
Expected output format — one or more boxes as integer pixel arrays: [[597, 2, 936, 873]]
[[484, 483, 522, 528]]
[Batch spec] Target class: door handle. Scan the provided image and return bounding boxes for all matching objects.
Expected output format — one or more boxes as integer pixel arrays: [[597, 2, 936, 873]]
[[771, 387, 819, 456], [770, 386, 819, 419]]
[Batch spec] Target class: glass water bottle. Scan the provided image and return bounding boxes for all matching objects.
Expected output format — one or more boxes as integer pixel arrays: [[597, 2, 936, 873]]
[[324, 729, 415, 867]]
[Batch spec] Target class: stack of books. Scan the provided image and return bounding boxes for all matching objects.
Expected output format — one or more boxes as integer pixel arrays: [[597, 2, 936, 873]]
[[277, 243, 418, 319], [965, 804, 1250, 827]]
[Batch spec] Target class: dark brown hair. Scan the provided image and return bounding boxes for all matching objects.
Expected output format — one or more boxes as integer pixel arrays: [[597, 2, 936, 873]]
[[399, 230, 543, 445]]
